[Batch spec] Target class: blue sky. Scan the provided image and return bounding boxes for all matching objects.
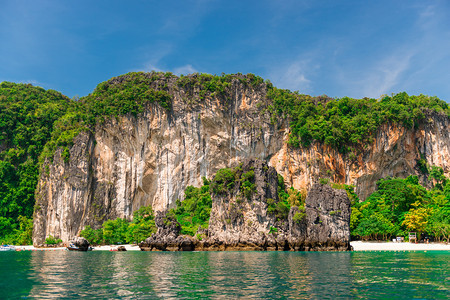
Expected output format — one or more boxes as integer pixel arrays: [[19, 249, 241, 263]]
[[1, 0, 449, 101]]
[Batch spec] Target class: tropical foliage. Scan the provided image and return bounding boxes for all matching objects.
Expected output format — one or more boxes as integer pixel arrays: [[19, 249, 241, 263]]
[[80, 205, 157, 245], [45, 235, 62, 245], [266, 89, 450, 153], [169, 177, 212, 236], [272, 174, 306, 221], [0, 82, 70, 244], [351, 169, 449, 241], [1, 72, 449, 245]]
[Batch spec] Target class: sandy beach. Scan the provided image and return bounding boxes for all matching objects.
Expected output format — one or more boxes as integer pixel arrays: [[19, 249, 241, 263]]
[[12, 242, 450, 252], [350, 241, 450, 251], [92, 244, 141, 251], [14, 244, 141, 251]]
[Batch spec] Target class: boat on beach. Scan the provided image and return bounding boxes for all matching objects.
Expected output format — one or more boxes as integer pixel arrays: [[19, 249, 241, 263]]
[[66, 243, 93, 251], [0, 245, 16, 251]]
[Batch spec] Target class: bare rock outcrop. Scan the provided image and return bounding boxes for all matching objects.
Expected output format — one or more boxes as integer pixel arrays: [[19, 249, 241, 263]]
[[70, 237, 90, 251], [202, 158, 281, 250], [201, 159, 350, 251], [305, 184, 351, 251], [139, 159, 351, 251], [32, 73, 450, 245], [287, 206, 307, 250], [139, 211, 194, 251], [33, 132, 96, 245]]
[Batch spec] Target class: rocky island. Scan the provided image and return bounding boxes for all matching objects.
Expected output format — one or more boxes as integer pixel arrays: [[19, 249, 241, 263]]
[[0, 72, 448, 248], [139, 158, 351, 251]]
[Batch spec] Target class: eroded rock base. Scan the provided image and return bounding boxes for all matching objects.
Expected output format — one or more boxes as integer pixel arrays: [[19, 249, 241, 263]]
[[140, 159, 351, 251]]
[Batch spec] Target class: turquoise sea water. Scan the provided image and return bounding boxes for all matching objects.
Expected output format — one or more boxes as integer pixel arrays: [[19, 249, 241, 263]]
[[1, 251, 448, 299]]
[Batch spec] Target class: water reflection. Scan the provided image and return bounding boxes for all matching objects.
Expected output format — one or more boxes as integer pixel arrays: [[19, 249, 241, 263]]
[[216, 252, 279, 298], [28, 251, 111, 298], [145, 253, 180, 298], [280, 253, 311, 298], [0, 252, 35, 298], [350, 252, 450, 299], [305, 253, 353, 299], [1, 250, 447, 299]]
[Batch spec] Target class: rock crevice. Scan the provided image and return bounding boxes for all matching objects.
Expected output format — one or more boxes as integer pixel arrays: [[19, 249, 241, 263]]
[[140, 159, 351, 251], [32, 81, 450, 245]]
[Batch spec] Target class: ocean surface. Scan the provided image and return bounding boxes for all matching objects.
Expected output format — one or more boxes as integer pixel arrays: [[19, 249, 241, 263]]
[[1, 251, 448, 299]]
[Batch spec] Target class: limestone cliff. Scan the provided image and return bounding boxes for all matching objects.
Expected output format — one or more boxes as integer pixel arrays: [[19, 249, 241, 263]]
[[139, 159, 351, 251], [33, 75, 286, 244], [32, 74, 450, 245], [203, 159, 350, 251], [304, 184, 351, 250], [270, 111, 450, 202], [204, 158, 281, 250]]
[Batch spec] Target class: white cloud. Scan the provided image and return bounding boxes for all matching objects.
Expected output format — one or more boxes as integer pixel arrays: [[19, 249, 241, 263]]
[[141, 64, 163, 73], [269, 58, 315, 93], [418, 3, 437, 30], [135, 63, 198, 76], [359, 51, 414, 98], [0, 78, 41, 86], [133, 0, 215, 77], [173, 64, 198, 75], [334, 2, 450, 99], [20, 79, 40, 85]]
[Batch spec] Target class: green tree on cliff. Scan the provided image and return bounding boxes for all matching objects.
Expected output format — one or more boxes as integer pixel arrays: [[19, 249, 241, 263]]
[[170, 177, 212, 236], [2, 73, 450, 245], [0, 82, 70, 244], [80, 205, 157, 245], [352, 170, 450, 242]]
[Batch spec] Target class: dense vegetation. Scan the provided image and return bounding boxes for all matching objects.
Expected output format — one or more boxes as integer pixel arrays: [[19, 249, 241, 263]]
[[80, 205, 157, 245], [0, 82, 70, 244], [40, 72, 174, 163], [176, 72, 265, 102], [266, 89, 450, 154], [36, 72, 450, 164], [168, 177, 212, 236], [82, 72, 173, 120], [1, 72, 449, 245], [271, 174, 306, 222], [168, 164, 306, 237], [351, 167, 449, 242]]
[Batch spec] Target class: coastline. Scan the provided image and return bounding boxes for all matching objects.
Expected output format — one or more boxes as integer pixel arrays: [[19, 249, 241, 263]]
[[14, 244, 141, 251], [350, 241, 450, 251], [11, 242, 450, 252]]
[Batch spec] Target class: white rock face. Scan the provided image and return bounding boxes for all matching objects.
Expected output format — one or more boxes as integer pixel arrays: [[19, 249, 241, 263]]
[[270, 115, 450, 201], [206, 159, 280, 249], [33, 83, 285, 244], [32, 82, 450, 245]]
